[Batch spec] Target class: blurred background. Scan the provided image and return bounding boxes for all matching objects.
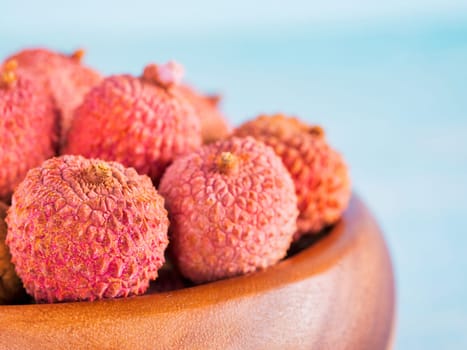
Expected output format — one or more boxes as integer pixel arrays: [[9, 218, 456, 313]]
[[2, 1, 466, 348]]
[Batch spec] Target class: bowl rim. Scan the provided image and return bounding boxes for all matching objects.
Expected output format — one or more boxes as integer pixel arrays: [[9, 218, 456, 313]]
[[0, 193, 396, 350], [1, 193, 375, 314]]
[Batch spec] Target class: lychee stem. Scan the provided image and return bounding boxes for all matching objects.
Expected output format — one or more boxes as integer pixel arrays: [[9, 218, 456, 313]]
[[1, 60, 18, 89], [216, 152, 239, 175], [309, 125, 325, 137], [70, 49, 85, 63], [83, 163, 114, 187], [141, 61, 184, 89], [206, 94, 221, 106]]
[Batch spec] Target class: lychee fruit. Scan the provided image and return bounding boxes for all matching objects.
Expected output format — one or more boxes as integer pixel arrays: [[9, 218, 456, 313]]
[[63, 61, 202, 184], [159, 136, 298, 283], [234, 114, 351, 239], [176, 85, 231, 143], [0, 60, 57, 201], [5, 155, 169, 303], [5, 47, 102, 145], [0, 201, 26, 305]]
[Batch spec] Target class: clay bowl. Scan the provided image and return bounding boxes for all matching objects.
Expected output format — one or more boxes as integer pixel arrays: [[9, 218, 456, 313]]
[[0, 195, 395, 349]]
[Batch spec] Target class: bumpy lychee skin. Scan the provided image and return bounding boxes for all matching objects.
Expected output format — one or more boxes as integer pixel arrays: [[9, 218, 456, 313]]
[[5, 155, 169, 303], [0, 201, 26, 305], [0, 60, 57, 201], [234, 114, 351, 239], [5, 48, 102, 144], [176, 85, 231, 143], [159, 136, 298, 283], [64, 62, 202, 184]]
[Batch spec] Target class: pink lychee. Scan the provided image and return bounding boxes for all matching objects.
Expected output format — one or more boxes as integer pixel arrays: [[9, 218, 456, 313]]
[[175, 85, 231, 143], [234, 114, 351, 239], [6, 155, 169, 303], [63, 62, 202, 184], [159, 136, 298, 283], [5, 48, 102, 145], [0, 60, 57, 201]]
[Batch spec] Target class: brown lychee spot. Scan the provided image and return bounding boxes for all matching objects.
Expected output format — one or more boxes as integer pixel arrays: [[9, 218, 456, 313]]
[[0, 60, 18, 89], [3, 60, 17, 72], [70, 48, 85, 63], [141, 61, 184, 89], [82, 162, 114, 187], [216, 152, 239, 175], [308, 125, 325, 137], [206, 94, 221, 107]]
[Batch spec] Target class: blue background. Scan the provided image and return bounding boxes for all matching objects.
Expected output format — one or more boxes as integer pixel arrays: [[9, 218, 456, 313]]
[[2, 1, 466, 348]]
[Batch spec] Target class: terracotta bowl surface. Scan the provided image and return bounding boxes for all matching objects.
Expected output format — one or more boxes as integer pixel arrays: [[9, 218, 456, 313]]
[[0, 195, 395, 350]]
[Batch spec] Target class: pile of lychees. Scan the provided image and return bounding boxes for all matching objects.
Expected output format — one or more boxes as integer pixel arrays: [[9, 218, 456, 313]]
[[0, 48, 350, 304]]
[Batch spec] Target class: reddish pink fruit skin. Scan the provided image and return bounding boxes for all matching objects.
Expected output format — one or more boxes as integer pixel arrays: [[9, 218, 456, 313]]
[[53, 63, 102, 144], [0, 71, 56, 201], [159, 136, 298, 283], [176, 85, 231, 143], [5, 48, 102, 144], [5, 155, 169, 303], [63, 74, 202, 184], [234, 115, 351, 239]]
